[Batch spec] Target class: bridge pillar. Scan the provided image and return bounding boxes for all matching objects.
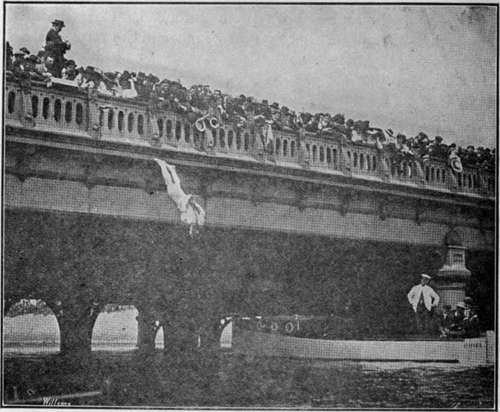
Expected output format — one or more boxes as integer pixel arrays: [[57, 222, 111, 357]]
[[161, 307, 220, 348], [162, 315, 198, 357], [136, 307, 161, 354], [434, 230, 471, 309], [50, 299, 101, 357]]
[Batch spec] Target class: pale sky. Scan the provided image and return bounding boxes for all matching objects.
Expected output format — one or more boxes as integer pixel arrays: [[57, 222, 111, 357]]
[[5, 4, 497, 148]]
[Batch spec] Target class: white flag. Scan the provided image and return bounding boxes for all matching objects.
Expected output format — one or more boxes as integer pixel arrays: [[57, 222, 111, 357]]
[[153, 159, 206, 233]]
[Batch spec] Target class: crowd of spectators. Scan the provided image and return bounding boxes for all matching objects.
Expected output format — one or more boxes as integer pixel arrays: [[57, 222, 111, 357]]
[[439, 298, 480, 339], [5, 19, 495, 173]]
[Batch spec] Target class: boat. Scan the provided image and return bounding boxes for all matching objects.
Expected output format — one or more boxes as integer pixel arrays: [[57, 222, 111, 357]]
[[222, 315, 494, 366]]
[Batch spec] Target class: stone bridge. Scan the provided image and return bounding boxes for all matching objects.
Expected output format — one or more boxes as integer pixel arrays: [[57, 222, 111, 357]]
[[3, 77, 495, 356]]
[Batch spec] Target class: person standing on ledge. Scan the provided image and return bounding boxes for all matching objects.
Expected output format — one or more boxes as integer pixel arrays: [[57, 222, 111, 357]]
[[407, 274, 440, 334], [45, 19, 71, 77]]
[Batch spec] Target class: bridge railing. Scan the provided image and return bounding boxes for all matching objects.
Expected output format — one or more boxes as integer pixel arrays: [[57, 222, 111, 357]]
[[5, 77, 494, 198]]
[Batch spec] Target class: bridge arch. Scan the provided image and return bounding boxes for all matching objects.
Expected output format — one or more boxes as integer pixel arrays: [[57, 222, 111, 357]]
[[91, 304, 163, 352], [4, 299, 60, 355]]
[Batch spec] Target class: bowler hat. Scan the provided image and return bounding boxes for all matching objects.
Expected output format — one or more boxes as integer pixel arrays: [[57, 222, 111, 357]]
[[20, 47, 30, 55], [52, 19, 65, 27]]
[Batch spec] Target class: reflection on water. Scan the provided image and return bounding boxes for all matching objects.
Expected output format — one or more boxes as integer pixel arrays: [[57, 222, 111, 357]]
[[4, 343, 138, 355], [3, 351, 494, 408], [3, 312, 494, 407]]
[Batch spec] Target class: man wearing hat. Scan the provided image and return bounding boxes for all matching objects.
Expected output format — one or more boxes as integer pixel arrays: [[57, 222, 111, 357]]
[[45, 19, 71, 77], [12, 51, 26, 73], [447, 302, 467, 337], [463, 297, 480, 337], [24, 55, 41, 79], [407, 274, 440, 334], [61, 59, 77, 81]]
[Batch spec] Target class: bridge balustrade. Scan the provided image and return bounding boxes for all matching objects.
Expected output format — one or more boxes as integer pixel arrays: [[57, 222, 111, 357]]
[[6, 82, 88, 134], [5, 77, 494, 198], [273, 131, 301, 164]]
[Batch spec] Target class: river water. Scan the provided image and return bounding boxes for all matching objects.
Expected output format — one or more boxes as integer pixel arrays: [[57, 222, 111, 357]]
[[3, 311, 495, 408]]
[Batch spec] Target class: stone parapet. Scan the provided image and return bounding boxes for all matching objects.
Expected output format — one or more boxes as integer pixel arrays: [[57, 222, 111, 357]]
[[5, 79, 495, 200]]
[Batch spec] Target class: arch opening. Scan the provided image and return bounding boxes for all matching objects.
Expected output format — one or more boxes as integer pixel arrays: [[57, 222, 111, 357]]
[[4, 299, 60, 354], [91, 304, 163, 352]]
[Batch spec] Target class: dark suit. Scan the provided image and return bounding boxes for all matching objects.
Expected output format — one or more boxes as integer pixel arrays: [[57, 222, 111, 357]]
[[45, 28, 68, 77]]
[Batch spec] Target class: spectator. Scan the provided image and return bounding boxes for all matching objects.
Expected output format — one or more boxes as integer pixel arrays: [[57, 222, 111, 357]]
[[407, 274, 440, 334], [6, 41, 13, 71], [12, 51, 25, 73], [61, 60, 77, 80], [463, 297, 480, 338], [5, 22, 495, 168], [438, 304, 453, 338], [447, 302, 466, 338], [45, 19, 71, 77], [24, 55, 43, 80]]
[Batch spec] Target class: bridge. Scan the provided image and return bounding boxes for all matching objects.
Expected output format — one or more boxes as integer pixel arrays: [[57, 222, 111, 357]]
[[4, 76, 495, 357]]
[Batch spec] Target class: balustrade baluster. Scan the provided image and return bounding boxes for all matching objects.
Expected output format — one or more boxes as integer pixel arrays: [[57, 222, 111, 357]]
[[4, 78, 493, 200]]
